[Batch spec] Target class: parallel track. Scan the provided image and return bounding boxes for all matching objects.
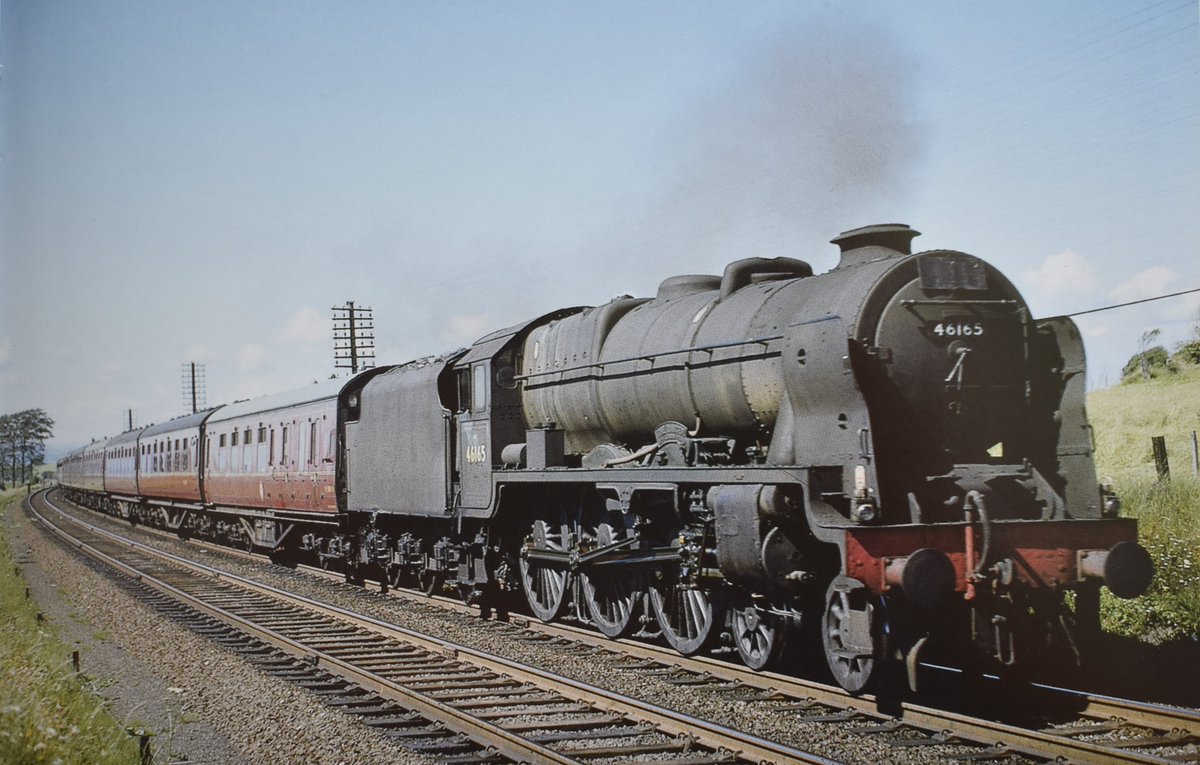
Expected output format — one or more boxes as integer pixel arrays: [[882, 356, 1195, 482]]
[[29, 491, 834, 765], [35, 490, 1200, 764]]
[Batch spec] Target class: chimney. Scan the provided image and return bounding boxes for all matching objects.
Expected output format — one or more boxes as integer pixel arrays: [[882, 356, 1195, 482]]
[[831, 224, 919, 269]]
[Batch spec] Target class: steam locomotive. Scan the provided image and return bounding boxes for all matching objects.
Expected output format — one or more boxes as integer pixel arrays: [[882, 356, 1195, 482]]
[[60, 223, 1153, 692]]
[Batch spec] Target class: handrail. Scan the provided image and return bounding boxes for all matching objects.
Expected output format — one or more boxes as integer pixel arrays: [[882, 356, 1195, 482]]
[[514, 334, 783, 382]]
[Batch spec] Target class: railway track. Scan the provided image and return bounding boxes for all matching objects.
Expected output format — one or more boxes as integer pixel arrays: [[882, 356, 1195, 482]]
[[28, 491, 832, 765], [32, 490, 1200, 764]]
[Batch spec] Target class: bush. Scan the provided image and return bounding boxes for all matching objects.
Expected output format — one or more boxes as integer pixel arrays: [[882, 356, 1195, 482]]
[[1173, 339, 1200, 367], [1121, 345, 1173, 381], [1101, 478, 1200, 643]]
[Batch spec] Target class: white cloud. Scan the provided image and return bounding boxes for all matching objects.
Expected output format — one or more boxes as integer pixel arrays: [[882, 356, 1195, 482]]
[[1109, 266, 1175, 304], [239, 343, 266, 371], [1162, 291, 1200, 322], [281, 308, 329, 346], [440, 314, 491, 345], [0, 337, 11, 365], [1023, 249, 1097, 296]]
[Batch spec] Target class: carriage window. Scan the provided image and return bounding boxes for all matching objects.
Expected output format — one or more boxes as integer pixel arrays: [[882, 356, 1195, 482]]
[[269, 429, 276, 466], [232, 430, 239, 447], [281, 427, 289, 465], [257, 432, 269, 471], [309, 422, 319, 465]]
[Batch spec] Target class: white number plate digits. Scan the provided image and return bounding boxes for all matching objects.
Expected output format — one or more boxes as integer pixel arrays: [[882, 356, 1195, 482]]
[[932, 321, 984, 337]]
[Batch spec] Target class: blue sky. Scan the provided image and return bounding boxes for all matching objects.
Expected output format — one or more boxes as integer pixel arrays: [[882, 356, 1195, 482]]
[[1, 1, 1197, 454]]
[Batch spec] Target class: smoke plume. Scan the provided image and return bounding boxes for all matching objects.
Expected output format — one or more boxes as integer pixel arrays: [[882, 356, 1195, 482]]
[[630, 16, 924, 275]]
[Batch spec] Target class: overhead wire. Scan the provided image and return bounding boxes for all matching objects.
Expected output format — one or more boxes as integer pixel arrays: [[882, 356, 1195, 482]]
[[1048, 287, 1200, 319]]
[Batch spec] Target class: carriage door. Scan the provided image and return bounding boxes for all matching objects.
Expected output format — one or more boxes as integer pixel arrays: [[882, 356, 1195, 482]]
[[457, 361, 493, 511]]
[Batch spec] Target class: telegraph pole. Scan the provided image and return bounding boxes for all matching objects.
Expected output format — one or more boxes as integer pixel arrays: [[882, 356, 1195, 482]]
[[333, 302, 376, 374], [181, 362, 207, 414]]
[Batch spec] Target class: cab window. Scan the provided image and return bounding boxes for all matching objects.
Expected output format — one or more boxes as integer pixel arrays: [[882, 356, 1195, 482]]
[[472, 364, 487, 412]]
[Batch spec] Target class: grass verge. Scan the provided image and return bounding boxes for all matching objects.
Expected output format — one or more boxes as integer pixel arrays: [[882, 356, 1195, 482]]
[[0, 488, 139, 765], [1099, 478, 1200, 643], [1088, 364, 1200, 642]]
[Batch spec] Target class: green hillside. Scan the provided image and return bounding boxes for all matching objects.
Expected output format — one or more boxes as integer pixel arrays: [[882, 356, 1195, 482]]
[[1089, 364, 1200, 486], [1087, 365, 1200, 642]]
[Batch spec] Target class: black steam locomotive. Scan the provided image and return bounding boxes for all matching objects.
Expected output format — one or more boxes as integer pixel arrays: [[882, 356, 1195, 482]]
[[61, 224, 1152, 691]]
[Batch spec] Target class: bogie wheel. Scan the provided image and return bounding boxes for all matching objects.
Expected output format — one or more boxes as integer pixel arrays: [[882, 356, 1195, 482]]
[[822, 576, 883, 693], [519, 519, 572, 622], [650, 577, 722, 656], [731, 598, 790, 671], [417, 569, 444, 596], [458, 583, 483, 607], [580, 522, 643, 638]]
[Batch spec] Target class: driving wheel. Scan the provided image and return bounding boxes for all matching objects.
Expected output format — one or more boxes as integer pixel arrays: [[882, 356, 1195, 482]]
[[520, 519, 571, 622]]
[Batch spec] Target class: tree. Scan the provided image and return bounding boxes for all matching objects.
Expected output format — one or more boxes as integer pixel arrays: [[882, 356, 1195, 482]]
[[0, 409, 55, 486], [0, 415, 13, 489], [1179, 306, 1200, 366], [1138, 329, 1162, 381]]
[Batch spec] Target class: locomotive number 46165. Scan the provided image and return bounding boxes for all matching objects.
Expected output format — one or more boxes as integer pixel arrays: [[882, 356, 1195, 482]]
[[931, 320, 985, 337]]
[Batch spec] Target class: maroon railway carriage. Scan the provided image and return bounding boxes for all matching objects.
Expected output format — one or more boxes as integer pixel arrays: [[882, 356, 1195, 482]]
[[102, 427, 144, 497], [63, 439, 107, 494], [202, 380, 342, 516], [137, 410, 214, 505]]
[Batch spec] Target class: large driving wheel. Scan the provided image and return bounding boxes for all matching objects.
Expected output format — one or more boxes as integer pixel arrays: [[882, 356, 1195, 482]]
[[650, 576, 721, 655], [520, 519, 571, 622], [822, 577, 882, 693], [731, 598, 789, 671], [580, 522, 643, 638]]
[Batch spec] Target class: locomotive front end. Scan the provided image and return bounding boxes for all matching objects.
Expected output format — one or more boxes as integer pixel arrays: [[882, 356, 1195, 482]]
[[804, 225, 1153, 689]]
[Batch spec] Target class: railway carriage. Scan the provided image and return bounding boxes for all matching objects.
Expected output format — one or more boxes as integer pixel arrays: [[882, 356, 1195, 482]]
[[137, 411, 212, 505], [62, 438, 107, 494], [199, 380, 346, 550], [102, 428, 143, 497]]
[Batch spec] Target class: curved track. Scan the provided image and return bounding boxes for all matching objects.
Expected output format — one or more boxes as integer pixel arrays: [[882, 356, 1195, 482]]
[[33, 489, 1200, 765], [29, 490, 834, 765]]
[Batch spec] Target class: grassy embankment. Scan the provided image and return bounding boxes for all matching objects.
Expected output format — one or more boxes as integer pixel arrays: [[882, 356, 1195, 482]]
[[0, 488, 140, 765], [1088, 364, 1200, 643]]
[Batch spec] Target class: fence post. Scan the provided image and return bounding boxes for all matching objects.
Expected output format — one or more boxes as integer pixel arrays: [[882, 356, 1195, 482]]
[[1192, 430, 1198, 476], [1152, 436, 1170, 482]]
